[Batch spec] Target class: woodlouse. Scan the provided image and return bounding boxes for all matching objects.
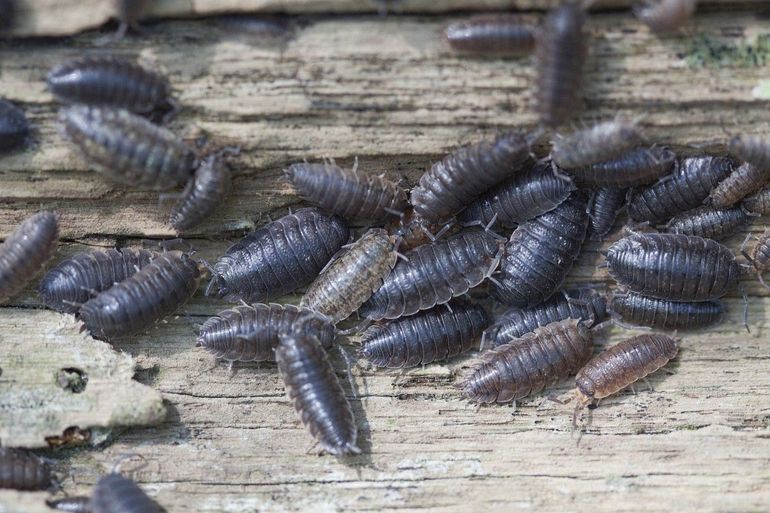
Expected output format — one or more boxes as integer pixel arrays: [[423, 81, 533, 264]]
[[482, 289, 607, 350], [707, 162, 770, 208], [410, 131, 533, 223], [301, 228, 397, 323], [0, 0, 16, 32], [664, 205, 749, 241], [634, 0, 697, 33], [39, 247, 156, 314], [534, 2, 587, 127], [458, 161, 575, 229], [491, 192, 589, 307], [115, 0, 150, 38], [169, 154, 232, 232], [385, 207, 460, 251], [197, 303, 335, 363], [588, 187, 627, 239], [359, 230, 501, 321], [60, 105, 197, 191], [741, 229, 770, 289], [0, 212, 59, 304], [92, 472, 162, 513], [360, 300, 490, 368], [444, 15, 536, 56], [0, 448, 52, 491], [551, 120, 643, 170], [610, 291, 724, 330], [742, 186, 770, 215], [459, 319, 593, 404], [285, 161, 408, 222], [605, 232, 741, 301], [276, 328, 360, 456], [208, 208, 349, 303], [0, 98, 29, 152], [729, 134, 770, 172], [564, 146, 676, 187], [627, 156, 735, 224], [47, 497, 92, 513], [78, 251, 201, 340]]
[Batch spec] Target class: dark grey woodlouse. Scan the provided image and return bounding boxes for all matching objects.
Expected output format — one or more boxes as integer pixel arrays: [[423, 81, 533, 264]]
[[60, 105, 197, 191], [197, 303, 335, 363], [634, 0, 696, 32], [458, 161, 575, 229], [459, 319, 593, 403], [742, 186, 770, 215], [208, 208, 350, 303], [410, 132, 533, 223], [491, 192, 589, 308], [0, 212, 59, 304], [78, 251, 201, 340], [742, 229, 770, 289], [564, 146, 676, 187], [551, 120, 643, 170], [729, 134, 770, 172], [285, 161, 408, 222], [360, 300, 490, 368], [445, 15, 536, 56], [534, 2, 587, 127], [0, 448, 52, 491], [115, 0, 150, 37], [589, 187, 627, 240], [627, 156, 735, 224], [664, 205, 749, 241], [0, 98, 29, 152], [47, 497, 92, 513], [169, 154, 232, 232], [482, 289, 607, 350], [39, 247, 156, 314], [92, 472, 162, 513], [610, 291, 724, 330], [0, 0, 16, 31], [276, 329, 360, 456], [606, 232, 741, 301], [359, 230, 502, 321], [707, 162, 770, 208]]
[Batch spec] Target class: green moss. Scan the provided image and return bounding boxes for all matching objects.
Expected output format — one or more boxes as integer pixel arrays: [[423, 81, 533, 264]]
[[685, 33, 770, 68]]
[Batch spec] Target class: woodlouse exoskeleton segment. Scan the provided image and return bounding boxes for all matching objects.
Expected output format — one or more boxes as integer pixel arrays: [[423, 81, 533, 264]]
[[207, 208, 350, 303], [169, 153, 232, 232], [459, 319, 593, 404], [445, 15, 536, 56], [285, 161, 408, 222], [0, 212, 59, 304], [60, 105, 197, 191], [92, 472, 163, 513], [491, 192, 589, 307], [609, 291, 724, 330], [741, 228, 770, 290], [77, 251, 201, 340], [114, 0, 150, 38], [360, 299, 490, 368], [564, 146, 676, 187], [359, 230, 502, 321], [664, 205, 749, 241], [707, 162, 770, 208], [606, 232, 741, 301], [47, 496, 92, 513], [742, 186, 770, 216], [0, 448, 53, 491], [39, 247, 156, 314], [551, 120, 643, 170], [410, 131, 534, 223], [0, 98, 29, 152], [588, 187, 627, 240], [634, 0, 697, 33], [729, 134, 770, 172]]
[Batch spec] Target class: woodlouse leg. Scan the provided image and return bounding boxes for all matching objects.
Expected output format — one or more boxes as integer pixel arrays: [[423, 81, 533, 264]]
[[738, 283, 751, 333], [509, 400, 517, 415], [444, 302, 454, 314], [394, 251, 409, 262], [739, 233, 755, 263], [629, 384, 637, 395], [642, 377, 654, 393]]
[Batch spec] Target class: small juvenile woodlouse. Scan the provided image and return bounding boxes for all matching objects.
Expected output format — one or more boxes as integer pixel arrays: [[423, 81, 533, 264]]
[[564, 146, 676, 187], [634, 0, 697, 33], [742, 186, 770, 216], [627, 156, 735, 224], [301, 228, 397, 323], [534, 2, 587, 127], [276, 327, 360, 456], [459, 319, 593, 404], [664, 205, 749, 241], [78, 251, 201, 340], [588, 187, 627, 240], [0, 98, 29, 152], [458, 161, 575, 229], [610, 291, 724, 330], [60, 105, 197, 191], [385, 207, 460, 251], [729, 134, 770, 172], [360, 300, 490, 368], [208, 208, 350, 303], [707, 162, 770, 208], [92, 472, 162, 513], [606, 232, 741, 301], [115, 0, 150, 38], [551, 120, 643, 170], [482, 289, 607, 350], [39, 247, 156, 314], [0, 448, 52, 491], [169, 154, 232, 232], [0, 212, 59, 304], [47, 497, 92, 513], [444, 15, 536, 56], [741, 229, 770, 289], [410, 131, 533, 223], [359, 230, 501, 321], [492, 192, 589, 307], [285, 161, 408, 222], [197, 303, 336, 363]]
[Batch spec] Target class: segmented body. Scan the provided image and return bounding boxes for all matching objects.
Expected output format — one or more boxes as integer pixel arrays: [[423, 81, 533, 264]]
[[551, 120, 642, 170], [635, 0, 697, 32], [742, 186, 770, 215], [730, 134, 770, 172], [445, 15, 536, 56], [170, 155, 231, 232], [386, 207, 460, 250], [0, 212, 59, 304], [747, 229, 770, 273], [0, 448, 52, 491], [92, 473, 162, 513], [0, 98, 28, 151], [664, 205, 749, 241], [564, 146, 675, 187], [708, 162, 770, 208], [589, 187, 627, 239], [610, 292, 724, 330]]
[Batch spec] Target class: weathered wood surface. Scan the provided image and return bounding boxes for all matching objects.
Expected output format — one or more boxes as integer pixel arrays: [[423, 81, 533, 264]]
[[1, 4, 770, 513]]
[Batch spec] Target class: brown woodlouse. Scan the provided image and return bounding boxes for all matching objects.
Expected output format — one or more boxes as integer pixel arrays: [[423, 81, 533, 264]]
[[78, 251, 201, 340], [729, 134, 770, 172], [707, 162, 770, 208], [444, 15, 536, 56], [491, 192, 588, 308], [741, 229, 770, 290], [276, 327, 360, 456], [385, 207, 460, 251], [605, 232, 741, 301], [92, 472, 162, 513], [39, 248, 156, 314], [742, 186, 770, 215], [482, 289, 607, 350], [410, 131, 533, 223], [197, 303, 336, 363], [459, 319, 593, 404], [634, 0, 697, 33], [207, 208, 350, 303], [285, 161, 408, 222], [301, 228, 397, 323], [564, 146, 676, 187], [627, 156, 735, 224], [0, 448, 52, 491], [360, 300, 490, 368], [359, 230, 502, 321], [0, 212, 59, 304], [169, 154, 232, 232], [551, 120, 643, 170], [0, 98, 29, 152], [60, 105, 197, 191], [588, 187, 627, 240], [664, 205, 749, 241], [534, 2, 587, 127], [115, 0, 150, 38], [47, 497, 92, 512], [610, 291, 724, 330], [458, 161, 575, 229]]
